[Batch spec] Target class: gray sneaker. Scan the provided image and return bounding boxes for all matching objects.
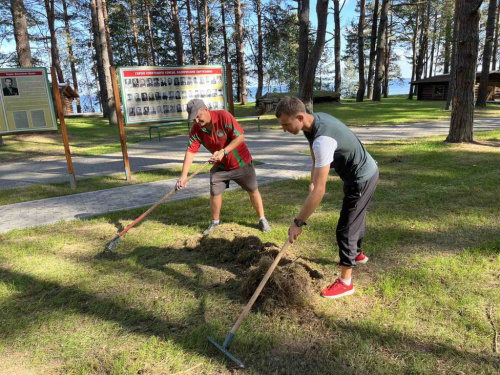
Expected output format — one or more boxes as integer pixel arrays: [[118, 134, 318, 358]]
[[258, 218, 271, 232], [203, 222, 220, 235]]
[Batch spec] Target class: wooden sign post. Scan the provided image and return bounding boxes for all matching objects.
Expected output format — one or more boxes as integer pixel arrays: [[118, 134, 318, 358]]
[[110, 66, 132, 181], [226, 63, 235, 115], [50, 67, 77, 189]]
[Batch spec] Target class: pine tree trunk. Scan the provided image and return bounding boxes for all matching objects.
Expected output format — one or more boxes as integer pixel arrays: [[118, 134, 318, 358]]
[[186, 0, 198, 64], [256, 0, 264, 99], [367, 0, 379, 99], [195, 0, 204, 64], [221, 1, 229, 64], [235, 0, 247, 104], [383, 7, 392, 98], [298, 0, 330, 112], [429, 8, 438, 78], [445, 3, 460, 110], [356, 0, 366, 102], [372, 0, 390, 101], [492, 1, 500, 70], [203, 0, 210, 64], [130, 0, 141, 64], [298, 0, 310, 91], [44, 0, 65, 83], [10, 0, 33, 68], [101, 0, 114, 66], [145, 0, 156, 65], [171, 0, 185, 65], [334, 0, 341, 93], [447, 0, 483, 143], [90, 0, 109, 116], [140, 1, 151, 65], [476, 0, 497, 107], [444, 13, 452, 74], [62, 0, 81, 113], [408, 1, 420, 99], [416, 0, 430, 81]]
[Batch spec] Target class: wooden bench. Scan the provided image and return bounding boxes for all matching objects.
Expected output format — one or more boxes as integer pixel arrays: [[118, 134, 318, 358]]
[[149, 121, 190, 141]]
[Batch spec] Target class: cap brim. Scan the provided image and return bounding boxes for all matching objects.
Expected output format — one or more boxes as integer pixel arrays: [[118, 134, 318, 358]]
[[188, 112, 197, 121]]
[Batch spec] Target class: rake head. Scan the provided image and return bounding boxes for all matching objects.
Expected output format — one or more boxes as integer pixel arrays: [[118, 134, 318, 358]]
[[105, 236, 120, 253], [208, 335, 245, 368]]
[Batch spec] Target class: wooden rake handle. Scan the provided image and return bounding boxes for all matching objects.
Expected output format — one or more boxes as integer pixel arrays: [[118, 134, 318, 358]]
[[229, 239, 290, 335], [117, 151, 222, 238]]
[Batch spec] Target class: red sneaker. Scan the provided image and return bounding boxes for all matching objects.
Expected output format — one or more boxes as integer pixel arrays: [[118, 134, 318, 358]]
[[320, 278, 355, 299], [355, 252, 369, 264]]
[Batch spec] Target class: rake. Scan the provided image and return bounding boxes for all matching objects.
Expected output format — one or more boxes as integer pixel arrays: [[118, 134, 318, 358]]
[[208, 239, 290, 368], [105, 152, 221, 252]]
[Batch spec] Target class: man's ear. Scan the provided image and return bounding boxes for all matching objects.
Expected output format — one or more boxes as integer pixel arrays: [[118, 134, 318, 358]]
[[296, 114, 304, 122]]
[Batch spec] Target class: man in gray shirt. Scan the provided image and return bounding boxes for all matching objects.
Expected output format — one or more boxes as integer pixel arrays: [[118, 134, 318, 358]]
[[275, 96, 379, 300]]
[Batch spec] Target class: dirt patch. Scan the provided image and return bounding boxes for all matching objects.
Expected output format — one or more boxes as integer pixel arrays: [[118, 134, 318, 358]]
[[240, 255, 316, 312]]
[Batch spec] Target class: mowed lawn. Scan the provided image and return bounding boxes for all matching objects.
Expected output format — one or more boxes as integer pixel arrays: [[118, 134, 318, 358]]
[[1, 96, 500, 164], [1, 131, 499, 374]]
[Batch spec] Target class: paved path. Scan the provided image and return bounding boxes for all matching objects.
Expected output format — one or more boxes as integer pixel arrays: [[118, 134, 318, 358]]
[[0, 117, 499, 234]]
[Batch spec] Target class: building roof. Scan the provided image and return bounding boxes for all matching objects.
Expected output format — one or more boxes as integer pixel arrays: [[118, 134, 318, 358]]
[[57, 83, 80, 98], [411, 71, 500, 85]]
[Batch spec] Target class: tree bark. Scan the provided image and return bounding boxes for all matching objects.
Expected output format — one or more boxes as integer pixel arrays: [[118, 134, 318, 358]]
[[356, 0, 366, 101], [383, 5, 392, 98], [445, 2, 460, 110], [44, 0, 65, 83], [298, 0, 310, 92], [443, 9, 452, 74], [255, 0, 264, 99], [10, 0, 33, 68], [476, 0, 498, 107], [62, 0, 81, 113], [140, 0, 151, 65], [333, 0, 341, 93], [408, 1, 420, 99], [186, 0, 198, 64], [195, 0, 204, 64], [101, 0, 114, 66], [171, 0, 185, 65], [235, 0, 247, 104], [203, 0, 210, 64], [447, 0, 484, 143], [372, 0, 390, 101], [298, 0, 330, 112], [90, 0, 108, 116], [415, 0, 430, 81], [221, 0, 229, 64], [367, 0, 379, 99], [429, 7, 438, 78], [130, 0, 141, 64], [145, 0, 156, 65], [492, 1, 500, 70]]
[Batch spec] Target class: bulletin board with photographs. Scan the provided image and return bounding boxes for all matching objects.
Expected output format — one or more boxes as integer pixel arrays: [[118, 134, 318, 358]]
[[118, 65, 227, 125], [0, 68, 57, 136]]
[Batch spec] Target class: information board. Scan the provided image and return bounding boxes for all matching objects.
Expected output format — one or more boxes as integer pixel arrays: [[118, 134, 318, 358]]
[[0, 68, 57, 136], [118, 65, 227, 125]]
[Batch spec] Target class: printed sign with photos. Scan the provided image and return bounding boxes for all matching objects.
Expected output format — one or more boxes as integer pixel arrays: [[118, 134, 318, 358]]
[[118, 65, 227, 125], [0, 68, 57, 136]]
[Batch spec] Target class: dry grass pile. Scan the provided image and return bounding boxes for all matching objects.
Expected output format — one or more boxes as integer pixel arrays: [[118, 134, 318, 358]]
[[240, 256, 315, 312]]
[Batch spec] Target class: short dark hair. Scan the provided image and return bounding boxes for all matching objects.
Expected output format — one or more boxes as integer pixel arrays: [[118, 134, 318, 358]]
[[275, 96, 306, 118], [5, 78, 13, 83]]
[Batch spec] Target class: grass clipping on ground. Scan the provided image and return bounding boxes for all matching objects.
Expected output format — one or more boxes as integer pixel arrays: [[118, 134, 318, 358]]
[[196, 224, 320, 312]]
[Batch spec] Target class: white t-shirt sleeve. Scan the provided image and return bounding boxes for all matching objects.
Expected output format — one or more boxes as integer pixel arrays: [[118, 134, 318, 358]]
[[312, 136, 337, 168]]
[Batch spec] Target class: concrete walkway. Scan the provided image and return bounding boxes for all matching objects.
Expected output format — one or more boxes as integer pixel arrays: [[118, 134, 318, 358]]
[[0, 117, 499, 234]]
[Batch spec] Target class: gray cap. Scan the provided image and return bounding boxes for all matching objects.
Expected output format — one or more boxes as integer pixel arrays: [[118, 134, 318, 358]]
[[186, 99, 206, 121]]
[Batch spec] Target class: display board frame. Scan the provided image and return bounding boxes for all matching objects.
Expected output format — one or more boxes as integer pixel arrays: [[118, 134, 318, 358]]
[[117, 65, 228, 126], [0, 67, 58, 136]]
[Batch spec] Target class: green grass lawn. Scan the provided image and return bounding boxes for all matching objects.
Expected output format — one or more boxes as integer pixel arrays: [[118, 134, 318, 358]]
[[1, 131, 499, 374], [1, 96, 499, 164]]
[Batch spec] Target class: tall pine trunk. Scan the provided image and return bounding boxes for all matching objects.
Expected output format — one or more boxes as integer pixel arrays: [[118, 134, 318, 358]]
[[356, 0, 366, 101], [408, 1, 420, 99], [372, 0, 390, 101], [447, 0, 483, 143], [367, 0, 379, 99], [130, 0, 141, 64], [44, 0, 65, 83], [221, 1, 229, 64], [101, 0, 114, 66], [145, 0, 156, 65], [195, 0, 204, 64], [415, 0, 430, 81], [492, 1, 500, 70], [255, 0, 264, 99], [62, 0, 81, 113], [476, 0, 498, 107], [429, 8, 438, 78], [298, 0, 310, 95], [333, 0, 341, 93], [186, 0, 198, 64], [235, 0, 247, 104], [203, 0, 210, 64], [445, 3, 460, 110], [171, 0, 185, 65], [10, 0, 33, 68], [443, 11, 452, 73], [383, 7, 392, 98]]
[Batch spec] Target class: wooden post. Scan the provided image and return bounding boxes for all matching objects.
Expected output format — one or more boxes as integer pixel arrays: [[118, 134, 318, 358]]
[[226, 63, 235, 115], [51, 67, 77, 189], [110, 66, 132, 181]]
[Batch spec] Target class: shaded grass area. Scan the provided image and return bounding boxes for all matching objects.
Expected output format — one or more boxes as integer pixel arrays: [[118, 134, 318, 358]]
[[0, 132, 499, 374], [0, 161, 263, 206]]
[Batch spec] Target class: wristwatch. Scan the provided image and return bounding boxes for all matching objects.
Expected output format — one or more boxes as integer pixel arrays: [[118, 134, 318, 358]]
[[294, 218, 307, 227], [223, 148, 228, 157]]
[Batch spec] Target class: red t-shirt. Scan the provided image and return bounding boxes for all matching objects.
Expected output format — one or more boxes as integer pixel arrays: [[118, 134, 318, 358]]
[[186, 110, 252, 170]]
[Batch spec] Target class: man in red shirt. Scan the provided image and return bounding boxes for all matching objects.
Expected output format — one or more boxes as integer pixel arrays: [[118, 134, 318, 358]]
[[176, 99, 271, 234]]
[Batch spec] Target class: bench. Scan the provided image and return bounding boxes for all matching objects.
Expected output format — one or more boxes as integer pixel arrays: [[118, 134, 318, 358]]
[[148, 115, 262, 141], [149, 121, 190, 141]]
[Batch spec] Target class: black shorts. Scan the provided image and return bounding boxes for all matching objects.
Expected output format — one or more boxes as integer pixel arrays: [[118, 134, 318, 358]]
[[210, 161, 258, 196]]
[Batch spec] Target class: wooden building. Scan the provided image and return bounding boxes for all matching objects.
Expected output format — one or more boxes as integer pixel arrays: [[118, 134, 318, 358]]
[[52, 83, 79, 115], [411, 71, 500, 101]]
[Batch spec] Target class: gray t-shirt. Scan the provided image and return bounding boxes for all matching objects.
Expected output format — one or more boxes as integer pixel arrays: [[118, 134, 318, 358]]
[[304, 113, 378, 184]]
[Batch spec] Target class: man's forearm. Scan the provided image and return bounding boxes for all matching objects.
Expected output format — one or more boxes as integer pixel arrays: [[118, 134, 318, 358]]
[[296, 187, 325, 222], [181, 151, 196, 178]]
